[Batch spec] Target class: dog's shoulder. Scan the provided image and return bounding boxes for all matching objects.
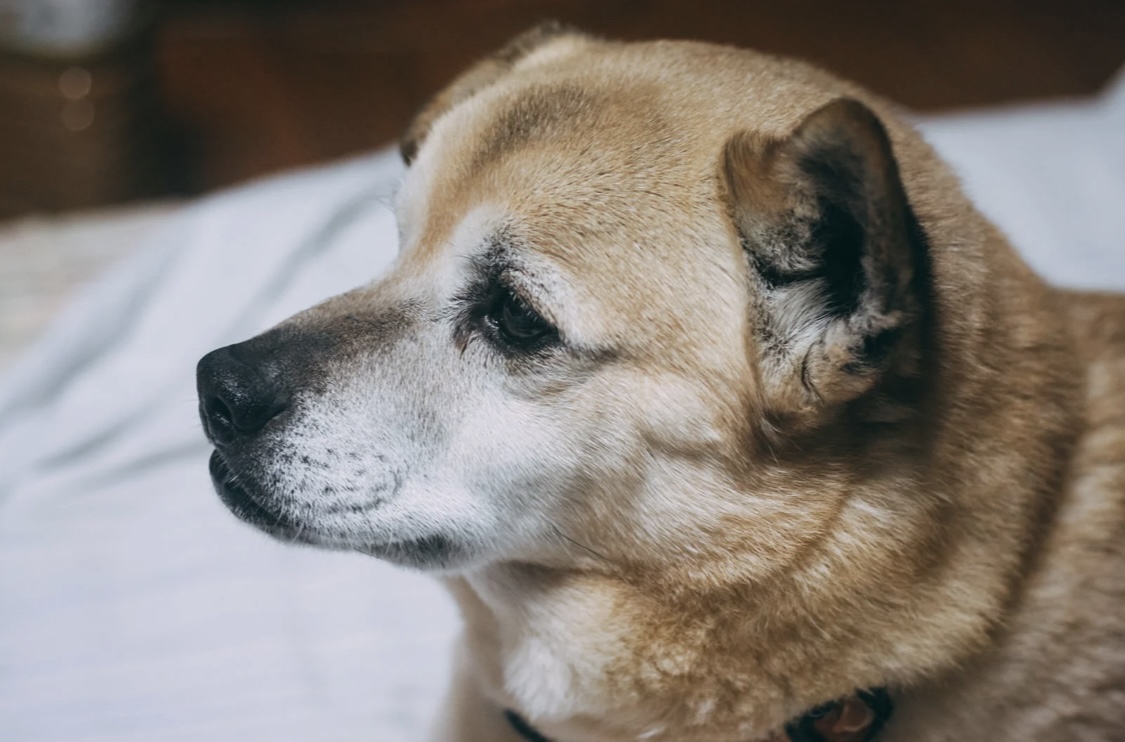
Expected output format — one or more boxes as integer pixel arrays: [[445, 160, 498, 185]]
[[888, 290, 1125, 740]]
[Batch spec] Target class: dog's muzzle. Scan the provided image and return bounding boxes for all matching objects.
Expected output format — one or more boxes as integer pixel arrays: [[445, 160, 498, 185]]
[[196, 339, 302, 534]]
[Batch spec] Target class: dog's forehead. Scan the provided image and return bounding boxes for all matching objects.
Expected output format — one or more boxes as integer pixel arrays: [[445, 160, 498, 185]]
[[392, 42, 867, 360], [397, 71, 748, 343], [398, 68, 695, 246], [398, 40, 846, 252]]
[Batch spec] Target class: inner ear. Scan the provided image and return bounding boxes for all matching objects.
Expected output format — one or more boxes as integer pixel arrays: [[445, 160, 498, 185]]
[[722, 98, 929, 417]]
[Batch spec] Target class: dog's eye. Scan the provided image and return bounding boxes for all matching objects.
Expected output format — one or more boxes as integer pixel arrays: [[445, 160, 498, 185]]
[[489, 290, 556, 349]]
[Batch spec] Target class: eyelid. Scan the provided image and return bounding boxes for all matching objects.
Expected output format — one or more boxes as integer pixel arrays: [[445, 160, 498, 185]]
[[499, 271, 559, 330]]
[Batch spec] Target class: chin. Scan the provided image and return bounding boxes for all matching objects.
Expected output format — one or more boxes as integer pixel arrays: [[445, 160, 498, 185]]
[[356, 534, 470, 571], [209, 450, 313, 543]]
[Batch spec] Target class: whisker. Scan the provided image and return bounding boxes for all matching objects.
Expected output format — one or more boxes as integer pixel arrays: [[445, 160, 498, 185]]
[[550, 524, 612, 564]]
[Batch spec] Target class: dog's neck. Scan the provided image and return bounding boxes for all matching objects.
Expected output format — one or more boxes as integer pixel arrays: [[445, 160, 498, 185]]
[[446, 412, 1080, 741], [447, 558, 917, 740], [505, 688, 892, 742]]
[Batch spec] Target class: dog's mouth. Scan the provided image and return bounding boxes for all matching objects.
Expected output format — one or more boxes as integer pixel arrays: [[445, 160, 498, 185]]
[[209, 450, 464, 569], [209, 451, 307, 539]]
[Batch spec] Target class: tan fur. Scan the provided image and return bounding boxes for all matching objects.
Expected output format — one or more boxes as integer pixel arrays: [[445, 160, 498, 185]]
[[397, 27, 1125, 741]]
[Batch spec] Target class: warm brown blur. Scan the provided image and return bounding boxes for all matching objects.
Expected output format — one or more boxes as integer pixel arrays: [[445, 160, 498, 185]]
[[1, 0, 1123, 218]]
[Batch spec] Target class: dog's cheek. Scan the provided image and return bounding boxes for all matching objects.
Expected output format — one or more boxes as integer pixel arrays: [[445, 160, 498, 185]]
[[453, 395, 591, 530]]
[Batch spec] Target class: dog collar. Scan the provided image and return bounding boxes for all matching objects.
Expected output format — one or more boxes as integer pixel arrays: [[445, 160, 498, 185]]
[[504, 687, 892, 742]]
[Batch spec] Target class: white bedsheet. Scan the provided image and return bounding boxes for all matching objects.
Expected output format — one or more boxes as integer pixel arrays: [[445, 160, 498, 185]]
[[1, 74, 1123, 741]]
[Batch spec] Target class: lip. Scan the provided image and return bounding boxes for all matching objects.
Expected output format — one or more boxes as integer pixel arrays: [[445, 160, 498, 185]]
[[209, 451, 301, 534]]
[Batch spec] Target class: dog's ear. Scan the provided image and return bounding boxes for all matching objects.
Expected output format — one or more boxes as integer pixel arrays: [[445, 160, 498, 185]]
[[400, 21, 587, 165], [722, 98, 930, 422]]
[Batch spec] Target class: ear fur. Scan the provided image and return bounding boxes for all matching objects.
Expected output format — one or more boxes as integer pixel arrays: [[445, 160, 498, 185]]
[[400, 21, 587, 164], [722, 98, 929, 422]]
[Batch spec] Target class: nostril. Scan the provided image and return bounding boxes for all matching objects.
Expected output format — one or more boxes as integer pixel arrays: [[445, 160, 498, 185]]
[[228, 391, 289, 434], [201, 392, 239, 445], [205, 395, 233, 427]]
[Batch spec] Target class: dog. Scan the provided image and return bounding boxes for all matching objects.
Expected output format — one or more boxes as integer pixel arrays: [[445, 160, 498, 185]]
[[197, 23, 1125, 741]]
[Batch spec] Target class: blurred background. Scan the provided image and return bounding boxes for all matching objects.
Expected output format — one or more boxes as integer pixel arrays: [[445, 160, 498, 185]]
[[1, 0, 1124, 366], [2, 0, 1124, 215]]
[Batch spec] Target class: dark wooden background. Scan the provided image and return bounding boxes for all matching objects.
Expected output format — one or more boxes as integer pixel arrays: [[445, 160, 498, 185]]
[[2, 0, 1124, 215]]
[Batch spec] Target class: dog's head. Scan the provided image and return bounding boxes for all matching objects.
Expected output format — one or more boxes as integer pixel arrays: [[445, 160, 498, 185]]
[[198, 25, 935, 583]]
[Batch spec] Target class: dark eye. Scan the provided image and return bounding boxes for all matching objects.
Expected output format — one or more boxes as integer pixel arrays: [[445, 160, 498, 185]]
[[490, 290, 556, 348]]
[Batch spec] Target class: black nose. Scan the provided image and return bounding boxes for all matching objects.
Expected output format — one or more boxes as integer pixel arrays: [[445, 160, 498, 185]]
[[196, 344, 290, 445]]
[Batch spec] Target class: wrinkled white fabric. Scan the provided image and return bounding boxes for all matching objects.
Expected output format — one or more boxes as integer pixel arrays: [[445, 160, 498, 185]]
[[1, 74, 1123, 741]]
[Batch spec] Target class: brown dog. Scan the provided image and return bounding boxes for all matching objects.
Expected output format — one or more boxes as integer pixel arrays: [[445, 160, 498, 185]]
[[197, 23, 1125, 741]]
